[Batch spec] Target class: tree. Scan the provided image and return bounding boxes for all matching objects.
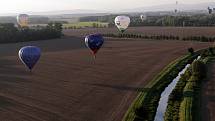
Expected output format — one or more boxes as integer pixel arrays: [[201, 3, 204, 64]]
[[188, 48, 194, 55], [209, 47, 214, 55], [192, 60, 206, 79], [0, 23, 62, 44]]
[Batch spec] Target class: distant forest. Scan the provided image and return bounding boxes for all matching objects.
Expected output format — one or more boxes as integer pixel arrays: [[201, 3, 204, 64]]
[[80, 14, 215, 27], [0, 16, 49, 24], [0, 23, 62, 43]]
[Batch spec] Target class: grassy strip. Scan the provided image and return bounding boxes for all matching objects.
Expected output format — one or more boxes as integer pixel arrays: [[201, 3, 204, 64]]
[[179, 60, 206, 121], [179, 96, 193, 121], [179, 78, 197, 121], [122, 52, 200, 121], [165, 49, 214, 121], [164, 65, 192, 121], [63, 22, 108, 29]]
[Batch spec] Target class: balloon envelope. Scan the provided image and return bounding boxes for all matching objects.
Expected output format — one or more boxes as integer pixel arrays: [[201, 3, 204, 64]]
[[140, 14, 147, 21], [17, 14, 29, 27], [175, 1, 178, 13], [115, 16, 130, 33], [85, 34, 104, 55], [208, 7, 213, 14], [19, 46, 41, 70]]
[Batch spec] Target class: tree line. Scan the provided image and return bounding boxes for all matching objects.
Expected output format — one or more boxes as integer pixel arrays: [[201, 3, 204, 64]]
[[80, 14, 215, 27], [0, 23, 63, 43], [0, 16, 50, 24]]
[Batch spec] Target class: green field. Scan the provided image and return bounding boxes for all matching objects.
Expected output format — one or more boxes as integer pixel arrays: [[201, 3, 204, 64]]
[[63, 22, 109, 28]]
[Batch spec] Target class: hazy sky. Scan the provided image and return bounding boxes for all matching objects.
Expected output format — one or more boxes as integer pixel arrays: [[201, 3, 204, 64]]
[[0, 0, 214, 13]]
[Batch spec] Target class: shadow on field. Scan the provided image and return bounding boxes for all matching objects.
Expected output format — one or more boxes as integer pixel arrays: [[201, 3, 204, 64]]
[[0, 58, 29, 76], [0, 96, 13, 108], [0, 36, 85, 57], [85, 83, 150, 92], [0, 58, 29, 108], [0, 75, 29, 86]]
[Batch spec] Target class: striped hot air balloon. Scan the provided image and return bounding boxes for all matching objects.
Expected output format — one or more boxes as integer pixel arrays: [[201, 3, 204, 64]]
[[17, 14, 29, 27]]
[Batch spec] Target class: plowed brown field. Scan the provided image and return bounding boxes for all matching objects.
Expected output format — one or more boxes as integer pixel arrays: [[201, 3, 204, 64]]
[[0, 28, 212, 121]]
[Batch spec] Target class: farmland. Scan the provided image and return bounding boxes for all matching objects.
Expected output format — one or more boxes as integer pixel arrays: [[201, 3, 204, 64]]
[[63, 22, 108, 28], [0, 27, 212, 121]]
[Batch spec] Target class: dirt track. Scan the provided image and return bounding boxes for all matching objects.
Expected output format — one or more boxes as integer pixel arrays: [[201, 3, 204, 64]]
[[0, 30, 212, 121], [202, 60, 215, 121]]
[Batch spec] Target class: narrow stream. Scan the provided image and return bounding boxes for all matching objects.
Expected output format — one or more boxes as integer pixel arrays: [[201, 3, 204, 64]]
[[154, 64, 190, 121], [154, 56, 201, 121]]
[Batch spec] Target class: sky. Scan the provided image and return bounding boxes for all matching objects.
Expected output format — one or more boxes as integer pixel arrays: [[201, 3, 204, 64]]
[[0, 0, 214, 13]]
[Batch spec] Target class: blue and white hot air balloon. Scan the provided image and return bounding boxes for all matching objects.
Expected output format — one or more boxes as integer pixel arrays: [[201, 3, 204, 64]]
[[19, 46, 41, 71], [85, 34, 104, 59]]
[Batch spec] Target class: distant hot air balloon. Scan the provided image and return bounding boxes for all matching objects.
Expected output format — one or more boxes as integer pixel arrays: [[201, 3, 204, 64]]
[[140, 14, 147, 21], [208, 7, 213, 14], [175, 1, 178, 13], [85, 34, 104, 59], [115, 16, 130, 33], [17, 14, 29, 27], [19, 46, 41, 71]]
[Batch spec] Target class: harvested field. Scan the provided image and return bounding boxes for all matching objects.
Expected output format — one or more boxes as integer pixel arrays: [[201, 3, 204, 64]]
[[0, 33, 211, 121], [63, 27, 215, 37]]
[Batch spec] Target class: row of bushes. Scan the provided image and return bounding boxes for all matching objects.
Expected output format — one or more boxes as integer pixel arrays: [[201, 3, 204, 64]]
[[102, 33, 215, 42], [164, 64, 192, 121], [80, 14, 215, 27], [0, 23, 63, 44], [102, 33, 180, 40], [165, 48, 214, 121], [183, 36, 215, 42], [64, 25, 108, 29], [123, 49, 200, 121]]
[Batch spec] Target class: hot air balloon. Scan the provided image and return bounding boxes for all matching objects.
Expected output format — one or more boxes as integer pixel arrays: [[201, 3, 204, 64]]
[[140, 14, 147, 21], [174, 1, 178, 13], [208, 7, 213, 14], [115, 16, 130, 33], [19, 46, 41, 71], [17, 14, 29, 27], [85, 34, 104, 59]]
